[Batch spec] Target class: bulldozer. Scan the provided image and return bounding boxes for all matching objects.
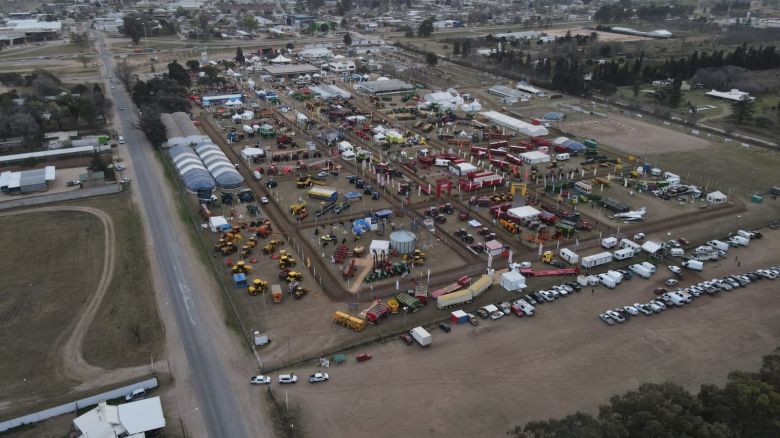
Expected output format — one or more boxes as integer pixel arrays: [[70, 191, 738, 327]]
[[289, 201, 306, 215], [279, 254, 296, 269], [296, 175, 312, 188], [248, 278, 269, 296], [263, 239, 282, 254], [231, 260, 253, 274]]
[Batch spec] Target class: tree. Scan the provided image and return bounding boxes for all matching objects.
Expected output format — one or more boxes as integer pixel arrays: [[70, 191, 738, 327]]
[[452, 41, 461, 56], [667, 77, 683, 108], [77, 53, 92, 69], [114, 61, 133, 89], [343, 32, 352, 46], [138, 106, 167, 147], [320, 23, 330, 33], [198, 12, 209, 33], [242, 15, 258, 32], [731, 98, 756, 124], [70, 31, 90, 47], [185, 59, 200, 72], [425, 52, 438, 66], [418, 18, 435, 37], [167, 60, 191, 87], [122, 15, 145, 44], [235, 46, 245, 64], [461, 39, 472, 57]]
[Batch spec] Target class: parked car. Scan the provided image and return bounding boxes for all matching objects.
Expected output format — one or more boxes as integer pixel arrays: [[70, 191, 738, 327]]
[[399, 333, 413, 345], [114, 163, 126, 171], [665, 278, 679, 287], [309, 372, 329, 383], [278, 374, 298, 384], [439, 323, 451, 333], [489, 311, 504, 320], [668, 266, 682, 275], [633, 303, 653, 316], [623, 305, 639, 316], [633, 233, 646, 241], [606, 310, 625, 323], [125, 388, 145, 401], [599, 314, 615, 326], [467, 313, 479, 326], [260, 196, 269, 204], [66, 179, 81, 187], [266, 178, 278, 188], [356, 352, 372, 362], [250, 375, 271, 385]]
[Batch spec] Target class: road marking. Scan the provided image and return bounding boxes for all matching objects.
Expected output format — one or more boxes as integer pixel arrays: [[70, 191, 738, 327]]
[[172, 264, 197, 326]]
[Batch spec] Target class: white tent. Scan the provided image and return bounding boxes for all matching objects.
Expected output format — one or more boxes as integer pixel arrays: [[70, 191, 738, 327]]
[[500, 270, 527, 292], [209, 216, 230, 232], [240, 147, 265, 161], [270, 54, 291, 63], [507, 205, 541, 220], [461, 100, 482, 112], [706, 191, 728, 204], [641, 241, 663, 255], [479, 110, 549, 136], [370, 240, 390, 256]]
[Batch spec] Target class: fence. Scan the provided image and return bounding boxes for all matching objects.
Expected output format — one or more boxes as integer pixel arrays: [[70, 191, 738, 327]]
[[0, 377, 158, 432], [0, 184, 122, 211]]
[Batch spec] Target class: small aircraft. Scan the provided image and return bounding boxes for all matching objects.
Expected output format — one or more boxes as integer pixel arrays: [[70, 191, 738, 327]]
[[613, 207, 647, 222]]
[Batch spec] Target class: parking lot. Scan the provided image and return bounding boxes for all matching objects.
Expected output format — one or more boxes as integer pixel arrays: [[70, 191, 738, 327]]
[[277, 228, 780, 438]]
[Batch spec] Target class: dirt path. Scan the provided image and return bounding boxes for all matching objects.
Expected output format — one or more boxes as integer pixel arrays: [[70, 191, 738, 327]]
[[0, 206, 152, 392]]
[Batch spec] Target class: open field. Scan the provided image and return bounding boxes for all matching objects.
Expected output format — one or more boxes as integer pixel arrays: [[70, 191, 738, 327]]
[[285, 229, 780, 438], [0, 193, 163, 418], [0, 210, 104, 403], [564, 112, 712, 155], [0, 42, 87, 60], [545, 27, 651, 42]]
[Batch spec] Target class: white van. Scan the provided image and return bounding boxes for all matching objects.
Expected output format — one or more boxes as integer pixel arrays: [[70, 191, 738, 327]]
[[731, 236, 749, 247], [340, 150, 356, 161], [555, 153, 570, 161], [338, 141, 354, 153], [118, 136, 125, 144], [736, 230, 755, 240], [668, 248, 685, 257], [707, 240, 729, 252], [640, 261, 657, 273], [601, 237, 618, 249]]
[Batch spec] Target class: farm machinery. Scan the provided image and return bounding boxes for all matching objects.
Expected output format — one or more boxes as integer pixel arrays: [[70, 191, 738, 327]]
[[403, 249, 427, 266], [278, 250, 297, 269], [263, 239, 283, 254], [248, 278, 269, 296], [365, 251, 409, 283]]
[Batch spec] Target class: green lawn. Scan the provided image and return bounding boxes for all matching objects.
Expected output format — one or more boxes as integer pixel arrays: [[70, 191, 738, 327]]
[[0, 43, 88, 59]]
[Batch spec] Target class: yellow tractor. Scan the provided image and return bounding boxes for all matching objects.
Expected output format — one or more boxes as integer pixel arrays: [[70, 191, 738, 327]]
[[289, 201, 306, 215], [541, 250, 553, 264], [278, 250, 297, 269], [248, 278, 269, 296], [286, 271, 303, 282], [231, 260, 253, 274], [296, 175, 312, 188], [263, 239, 282, 254]]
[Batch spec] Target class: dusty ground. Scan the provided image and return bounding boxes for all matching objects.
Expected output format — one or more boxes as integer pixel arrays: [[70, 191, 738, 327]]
[[286, 228, 780, 438], [0, 210, 103, 405], [564, 113, 712, 155], [0, 193, 164, 419]]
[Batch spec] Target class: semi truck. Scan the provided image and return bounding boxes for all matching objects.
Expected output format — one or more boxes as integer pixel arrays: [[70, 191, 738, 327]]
[[437, 289, 473, 309], [581, 252, 613, 269], [410, 326, 431, 347]]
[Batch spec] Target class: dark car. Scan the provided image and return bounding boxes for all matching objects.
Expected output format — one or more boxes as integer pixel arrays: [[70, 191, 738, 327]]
[[399, 333, 413, 345], [439, 323, 451, 333], [266, 178, 278, 188], [475, 308, 489, 319]]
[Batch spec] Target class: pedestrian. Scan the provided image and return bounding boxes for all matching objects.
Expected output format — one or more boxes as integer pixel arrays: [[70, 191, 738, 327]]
[[738, 261, 741, 267], [591, 288, 595, 295]]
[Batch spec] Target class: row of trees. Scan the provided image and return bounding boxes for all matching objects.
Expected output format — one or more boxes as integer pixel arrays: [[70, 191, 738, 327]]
[[593, 1, 692, 23], [122, 13, 178, 45], [127, 61, 192, 147], [510, 347, 780, 438]]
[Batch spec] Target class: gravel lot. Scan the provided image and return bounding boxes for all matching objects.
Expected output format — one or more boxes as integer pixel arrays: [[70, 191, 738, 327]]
[[281, 229, 780, 438]]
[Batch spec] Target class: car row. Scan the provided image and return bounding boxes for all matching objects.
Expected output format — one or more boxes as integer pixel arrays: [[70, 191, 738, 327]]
[[250, 372, 330, 385], [600, 266, 777, 326], [521, 281, 584, 306]]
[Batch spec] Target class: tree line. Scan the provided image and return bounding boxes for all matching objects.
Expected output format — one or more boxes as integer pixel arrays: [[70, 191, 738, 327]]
[[510, 346, 780, 438]]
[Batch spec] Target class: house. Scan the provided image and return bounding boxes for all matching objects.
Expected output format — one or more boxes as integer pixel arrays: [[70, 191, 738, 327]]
[[286, 15, 317, 29], [73, 397, 166, 438], [323, 60, 356, 73]]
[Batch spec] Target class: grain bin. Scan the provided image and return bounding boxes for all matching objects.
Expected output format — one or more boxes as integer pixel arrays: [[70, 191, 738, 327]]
[[389, 230, 416, 254]]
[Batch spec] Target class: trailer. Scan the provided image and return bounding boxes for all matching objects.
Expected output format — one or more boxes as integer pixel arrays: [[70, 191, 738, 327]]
[[581, 252, 613, 269], [395, 293, 424, 311], [431, 275, 472, 298], [619, 238, 641, 252], [613, 247, 634, 261], [598, 274, 616, 289], [271, 284, 283, 303], [365, 302, 389, 324], [520, 268, 580, 277], [559, 248, 579, 264], [436, 289, 472, 309], [601, 237, 618, 249], [308, 187, 339, 202], [468, 274, 493, 298], [410, 326, 431, 347]]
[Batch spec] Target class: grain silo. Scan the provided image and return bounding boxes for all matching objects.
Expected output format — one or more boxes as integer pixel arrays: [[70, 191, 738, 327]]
[[389, 230, 416, 254]]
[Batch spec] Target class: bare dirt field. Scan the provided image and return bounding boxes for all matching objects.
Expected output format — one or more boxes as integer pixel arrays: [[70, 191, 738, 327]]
[[0, 193, 163, 419], [565, 113, 712, 155], [544, 27, 651, 42], [282, 229, 780, 438]]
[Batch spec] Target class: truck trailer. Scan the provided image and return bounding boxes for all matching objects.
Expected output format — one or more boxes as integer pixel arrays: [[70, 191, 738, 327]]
[[308, 187, 339, 202], [410, 326, 432, 347], [581, 252, 613, 269], [629, 264, 652, 279]]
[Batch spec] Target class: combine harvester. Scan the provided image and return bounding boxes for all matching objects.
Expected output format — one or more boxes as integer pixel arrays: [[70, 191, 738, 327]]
[[436, 274, 493, 309]]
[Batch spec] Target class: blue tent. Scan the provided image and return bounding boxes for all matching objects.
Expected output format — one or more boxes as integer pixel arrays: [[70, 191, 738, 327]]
[[563, 140, 586, 152], [352, 218, 370, 235]]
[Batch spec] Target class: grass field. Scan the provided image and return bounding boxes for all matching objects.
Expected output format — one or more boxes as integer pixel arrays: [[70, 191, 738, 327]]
[[79, 193, 164, 369], [0, 43, 88, 60], [0, 210, 104, 402]]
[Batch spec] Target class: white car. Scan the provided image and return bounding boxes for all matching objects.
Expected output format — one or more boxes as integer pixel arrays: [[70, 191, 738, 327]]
[[114, 163, 126, 171], [260, 196, 269, 204], [489, 311, 504, 320], [309, 372, 329, 383], [250, 375, 271, 385], [125, 388, 145, 401], [278, 374, 298, 384], [668, 266, 681, 275], [665, 278, 679, 287], [623, 305, 639, 316], [633, 233, 646, 241]]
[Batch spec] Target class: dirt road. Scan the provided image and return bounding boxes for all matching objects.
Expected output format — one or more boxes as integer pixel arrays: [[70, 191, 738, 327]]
[[285, 230, 780, 438]]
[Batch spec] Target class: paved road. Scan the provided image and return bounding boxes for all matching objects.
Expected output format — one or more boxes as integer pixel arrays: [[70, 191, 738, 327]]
[[92, 33, 252, 438]]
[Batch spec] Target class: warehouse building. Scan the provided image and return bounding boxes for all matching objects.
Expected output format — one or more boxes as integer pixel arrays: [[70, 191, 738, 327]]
[[261, 64, 320, 80], [194, 143, 244, 189], [478, 111, 549, 137], [0, 166, 55, 194], [354, 79, 414, 96], [599, 197, 630, 213], [169, 146, 216, 193]]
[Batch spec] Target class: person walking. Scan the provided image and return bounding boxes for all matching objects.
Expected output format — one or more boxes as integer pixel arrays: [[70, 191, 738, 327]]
[[591, 288, 595, 295]]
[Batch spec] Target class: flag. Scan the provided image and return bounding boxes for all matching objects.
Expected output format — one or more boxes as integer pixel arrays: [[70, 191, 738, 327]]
[[556, 240, 561, 249], [575, 238, 580, 250], [508, 249, 513, 265], [306, 257, 311, 268], [538, 243, 544, 256], [487, 252, 493, 269], [395, 280, 399, 290], [427, 268, 431, 283]]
